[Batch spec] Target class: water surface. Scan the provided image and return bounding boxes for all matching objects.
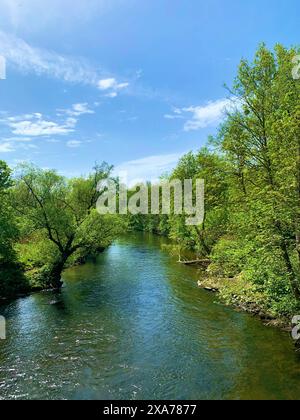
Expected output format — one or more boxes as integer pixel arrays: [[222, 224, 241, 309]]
[[1, 233, 300, 400]]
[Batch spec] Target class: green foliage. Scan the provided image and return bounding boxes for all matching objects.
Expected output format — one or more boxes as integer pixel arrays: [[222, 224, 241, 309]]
[[0, 160, 125, 297], [0, 160, 29, 298], [11, 162, 125, 290], [209, 237, 248, 278], [209, 44, 300, 317], [0, 160, 16, 262]]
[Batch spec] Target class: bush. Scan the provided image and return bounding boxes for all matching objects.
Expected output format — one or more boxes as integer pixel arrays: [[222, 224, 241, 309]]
[[0, 262, 29, 299], [209, 237, 248, 278]]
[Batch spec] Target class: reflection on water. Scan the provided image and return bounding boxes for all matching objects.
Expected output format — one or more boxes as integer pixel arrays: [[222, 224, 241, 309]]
[[0, 233, 300, 400]]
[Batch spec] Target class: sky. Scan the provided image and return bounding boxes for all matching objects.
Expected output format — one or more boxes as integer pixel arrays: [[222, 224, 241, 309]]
[[0, 0, 299, 183]]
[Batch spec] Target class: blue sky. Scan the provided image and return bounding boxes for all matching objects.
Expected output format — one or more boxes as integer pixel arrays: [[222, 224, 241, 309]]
[[0, 0, 299, 182]]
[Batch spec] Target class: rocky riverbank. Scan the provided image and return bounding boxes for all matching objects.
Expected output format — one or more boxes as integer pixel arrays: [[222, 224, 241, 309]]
[[197, 275, 292, 333]]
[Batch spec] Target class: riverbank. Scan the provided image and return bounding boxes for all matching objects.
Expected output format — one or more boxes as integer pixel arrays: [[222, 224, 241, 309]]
[[197, 274, 292, 332], [0, 248, 109, 302], [160, 241, 294, 332]]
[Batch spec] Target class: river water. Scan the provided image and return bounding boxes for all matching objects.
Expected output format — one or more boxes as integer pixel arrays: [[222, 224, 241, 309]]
[[1, 233, 300, 400]]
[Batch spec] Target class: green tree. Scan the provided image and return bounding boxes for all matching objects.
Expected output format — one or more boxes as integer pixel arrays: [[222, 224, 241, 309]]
[[14, 163, 125, 289], [169, 148, 229, 258], [0, 160, 28, 298], [219, 44, 300, 307]]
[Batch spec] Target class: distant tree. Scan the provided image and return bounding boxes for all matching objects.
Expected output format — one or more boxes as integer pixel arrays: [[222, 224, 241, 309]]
[[169, 148, 229, 258]]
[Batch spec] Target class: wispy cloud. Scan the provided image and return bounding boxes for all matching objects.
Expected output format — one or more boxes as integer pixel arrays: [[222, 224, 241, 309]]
[[114, 152, 182, 186], [0, 0, 119, 31], [57, 103, 95, 117], [164, 114, 184, 120], [0, 31, 130, 92], [166, 98, 240, 131], [0, 31, 175, 104], [66, 140, 83, 148], [183, 99, 232, 131], [0, 30, 99, 85], [105, 92, 118, 98], [0, 139, 38, 153], [2, 136, 33, 142], [0, 142, 15, 153], [164, 107, 184, 120]]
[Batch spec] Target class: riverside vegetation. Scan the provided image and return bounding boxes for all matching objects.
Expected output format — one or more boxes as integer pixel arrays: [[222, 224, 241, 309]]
[[1, 44, 300, 325]]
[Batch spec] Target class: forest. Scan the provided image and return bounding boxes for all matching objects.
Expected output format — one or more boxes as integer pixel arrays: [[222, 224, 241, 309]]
[[1, 44, 300, 321]]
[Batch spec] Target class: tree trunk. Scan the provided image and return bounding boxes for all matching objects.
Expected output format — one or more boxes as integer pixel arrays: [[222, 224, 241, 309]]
[[47, 256, 68, 289], [195, 218, 211, 257], [278, 231, 300, 300]]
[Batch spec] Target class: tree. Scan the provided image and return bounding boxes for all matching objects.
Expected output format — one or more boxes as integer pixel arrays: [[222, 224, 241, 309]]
[[0, 160, 28, 298], [220, 44, 300, 304], [169, 148, 229, 258], [14, 163, 125, 289], [0, 160, 15, 262]]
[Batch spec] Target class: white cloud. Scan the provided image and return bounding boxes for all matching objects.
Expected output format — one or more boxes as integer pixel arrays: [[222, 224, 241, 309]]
[[98, 78, 129, 97], [70, 103, 94, 116], [98, 78, 129, 91], [98, 78, 116, 90], [114, 152, 182, 186], [0, 107, 95, 138], [67, 140, 82, 148], [116, 82, 130, 90], [8, 115, 76, 137], [0, 103, 96, 150], [6, 113, 42, 122], [0, 31, 101, 86], [183, 98, 239, 131], [58, 103, 95, 117], [0, 138, 38, 153], [105, 92, 118, 98], [173, 108, 182, 115], [165, 98, 240, 131], [0, 142, 15, 152]]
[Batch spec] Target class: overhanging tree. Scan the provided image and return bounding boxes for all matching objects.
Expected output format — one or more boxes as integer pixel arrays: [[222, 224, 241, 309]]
[[14, 163, 124, 289]]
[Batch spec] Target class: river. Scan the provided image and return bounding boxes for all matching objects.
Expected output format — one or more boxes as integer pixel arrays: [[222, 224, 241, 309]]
[[1, 233, 300, 400]]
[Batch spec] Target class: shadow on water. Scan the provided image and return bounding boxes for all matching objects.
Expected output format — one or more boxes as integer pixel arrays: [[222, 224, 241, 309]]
[[1, 232, 300, 400]]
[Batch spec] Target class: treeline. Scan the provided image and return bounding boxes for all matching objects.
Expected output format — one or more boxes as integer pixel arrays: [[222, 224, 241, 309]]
[[0, 162, 125, 299], [130, 44, 300, 318]]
